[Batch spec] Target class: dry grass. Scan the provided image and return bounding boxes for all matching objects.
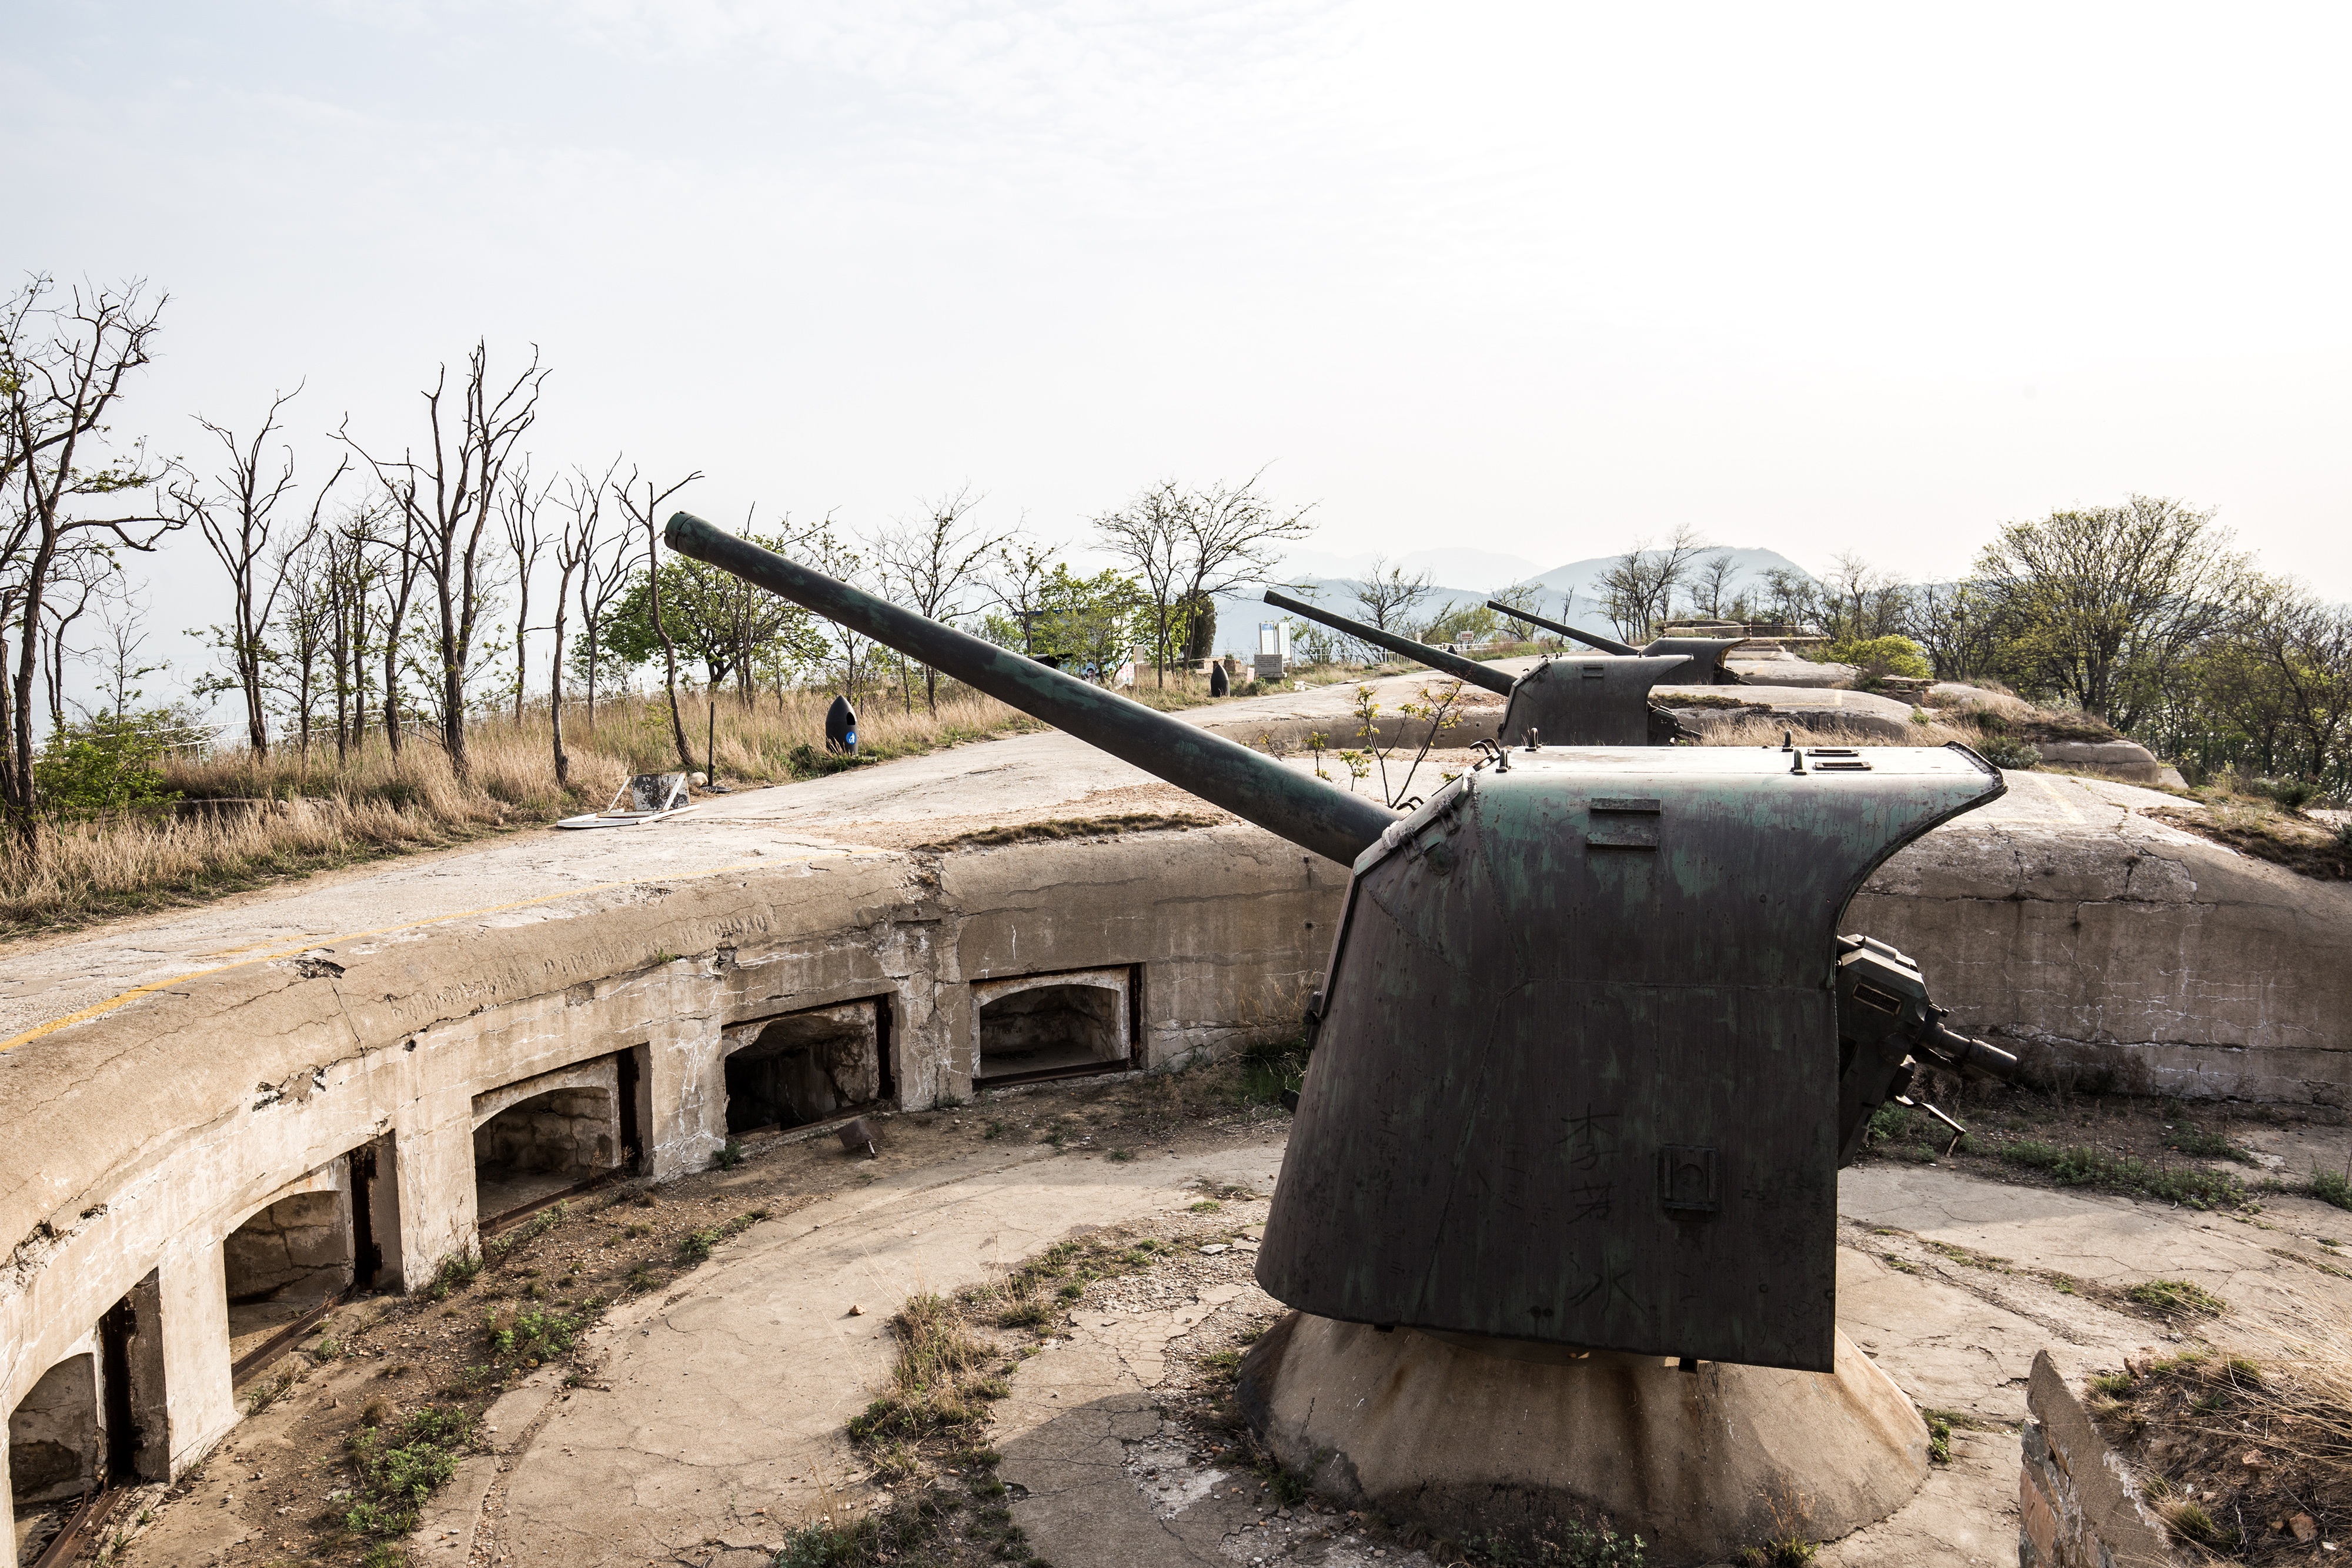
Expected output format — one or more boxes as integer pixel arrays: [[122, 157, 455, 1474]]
[[2087, 1309, 2352, 1559], [0, 683, 1067, 936], [0, 657, 1461, 937]]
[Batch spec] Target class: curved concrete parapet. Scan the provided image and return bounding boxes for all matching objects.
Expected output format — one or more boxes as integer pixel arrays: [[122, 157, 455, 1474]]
[[1236, 1312, 1929, 1565], [2032, 738, 2177, 787], [1854, 777, 2352, 1104], [0, 826, 1347, 1529]]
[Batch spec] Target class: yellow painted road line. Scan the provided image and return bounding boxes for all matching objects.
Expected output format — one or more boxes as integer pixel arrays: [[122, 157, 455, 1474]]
[[1, 849, 880, 1054]]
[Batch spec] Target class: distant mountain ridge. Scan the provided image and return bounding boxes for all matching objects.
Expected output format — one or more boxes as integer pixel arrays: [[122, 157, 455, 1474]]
[[1199, 544, 1820, 654]]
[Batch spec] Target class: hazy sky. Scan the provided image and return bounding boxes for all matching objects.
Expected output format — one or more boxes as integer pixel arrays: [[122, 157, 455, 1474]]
[[13, 0, 2352, 697]]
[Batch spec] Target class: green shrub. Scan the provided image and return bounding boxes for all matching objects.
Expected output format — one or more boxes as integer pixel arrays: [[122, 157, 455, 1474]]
[[343, 1406, 476, 1539], [1975, 735, 2042, 770], [1822, 636, 1931, 681], [2311, 1167, 2352, 1211], [712, 1139, 746, 1171], [33, 710, 185, 818]]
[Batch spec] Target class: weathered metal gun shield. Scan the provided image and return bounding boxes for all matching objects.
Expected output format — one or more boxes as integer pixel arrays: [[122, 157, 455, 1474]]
[[1257, 744, 2003, 1373], [1495, 655, 1683, 746]]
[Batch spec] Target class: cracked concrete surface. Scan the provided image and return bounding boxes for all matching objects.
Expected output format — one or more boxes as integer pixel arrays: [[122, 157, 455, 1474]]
[[480, 1138, 1289, 1566]]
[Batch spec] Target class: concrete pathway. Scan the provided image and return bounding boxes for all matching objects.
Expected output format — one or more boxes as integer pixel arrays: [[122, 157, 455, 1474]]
[[475, 1138, 1289, 1567]]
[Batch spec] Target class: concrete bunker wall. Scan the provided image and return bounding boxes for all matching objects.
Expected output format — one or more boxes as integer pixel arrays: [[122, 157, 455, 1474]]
[[8, 1349, 97, 1506], [1853, 821, 2352, 1105], [0, 827, 1346, 1532]]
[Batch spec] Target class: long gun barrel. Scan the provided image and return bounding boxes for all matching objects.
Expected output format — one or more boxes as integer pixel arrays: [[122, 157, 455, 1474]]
[[664, 513, 1398, 867], [1263, 589, 1513, 695], [1483, 600, 1639, 656]]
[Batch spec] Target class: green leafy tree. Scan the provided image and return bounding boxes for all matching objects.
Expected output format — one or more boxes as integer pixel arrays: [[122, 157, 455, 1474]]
[[599, 533, 828, 699], [1030, 566, 1148, 681], [1970, 497, 2251, 726]]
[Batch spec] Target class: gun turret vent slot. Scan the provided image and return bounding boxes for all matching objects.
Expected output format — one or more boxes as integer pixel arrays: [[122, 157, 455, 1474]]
[[1587, 797, 1662, 850]]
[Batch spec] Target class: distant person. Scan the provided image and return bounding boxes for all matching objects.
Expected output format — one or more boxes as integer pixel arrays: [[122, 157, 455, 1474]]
[[824, 695, 858, 755]]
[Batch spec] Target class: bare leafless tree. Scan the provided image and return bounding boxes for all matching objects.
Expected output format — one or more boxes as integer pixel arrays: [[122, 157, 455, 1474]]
[[612, 465, 703, 772], [1823, 551, 1910, 641], [1598, 524, 1712, 641], [0, 276, 178, 848], [549, 460, 620, 785], [1689, 550, 1741, 620], [341, 341, 545, 777], [1349, 556, 1435, 636], [873, 486, 1013, 714], [983, 537, 1058, 656], [177, 384, 346, 755], [37, 546, 115, 735], [1095, 470, 1312, 686], [500, 460, 550, 724]]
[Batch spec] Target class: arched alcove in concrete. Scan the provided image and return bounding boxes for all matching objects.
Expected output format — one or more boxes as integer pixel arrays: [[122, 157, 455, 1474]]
[[8, 1351, 98, 1509], [972, 967, 1135, 1085], [719, 999, 892, 1135], [471, 1057, 626, 1223], [221, 1161, 357, 1372]]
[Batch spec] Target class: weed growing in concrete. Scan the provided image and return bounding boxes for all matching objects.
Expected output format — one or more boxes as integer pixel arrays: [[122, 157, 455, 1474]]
[[1997, 1140, 2248, 1209], [1461, 1521, 1646, 1566], [487, 1203, 567, 1261], [1923, 1412, 1952, 1464], [1187, 1199, 1222, 1213], [342, 1406, 477, 1539], [245, 1370, 297, 1413], [2126, 1279, 2228, 1319], [2161, 1122, 2255, 1162], [713, 1139, 747, 1170], [1235, 1033, 1311, 1109], [846, 1292, 1011, 1445], [428, 1251, 483, 1301], [482, 1305, 582, 1368]]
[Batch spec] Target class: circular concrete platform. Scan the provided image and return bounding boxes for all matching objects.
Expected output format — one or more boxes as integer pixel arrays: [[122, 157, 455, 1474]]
[[1235, 1313, 1930, 1565]]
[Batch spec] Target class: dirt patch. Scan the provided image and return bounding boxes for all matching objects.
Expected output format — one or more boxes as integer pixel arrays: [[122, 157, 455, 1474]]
[[911, 811, 1226, 852]]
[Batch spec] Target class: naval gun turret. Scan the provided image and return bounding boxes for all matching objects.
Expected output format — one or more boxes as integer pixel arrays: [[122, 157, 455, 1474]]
[[1487, 599, 1748, 686], [1262, 588, 1687, 747], [664, 512, 2014, 1373]]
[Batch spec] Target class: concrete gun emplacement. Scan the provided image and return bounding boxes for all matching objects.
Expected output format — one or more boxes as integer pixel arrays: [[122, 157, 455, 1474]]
[[1261, 588, 1690, 747], [664, 511, 2017, 1373]]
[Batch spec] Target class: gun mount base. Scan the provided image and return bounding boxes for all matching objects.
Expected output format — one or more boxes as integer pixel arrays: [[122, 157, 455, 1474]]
[[1236, 1312, 1929, 1565]]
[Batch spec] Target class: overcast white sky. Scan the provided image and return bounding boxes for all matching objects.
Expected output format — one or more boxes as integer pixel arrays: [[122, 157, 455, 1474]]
[[13, 0, 2352, 694]]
